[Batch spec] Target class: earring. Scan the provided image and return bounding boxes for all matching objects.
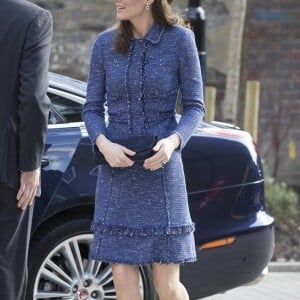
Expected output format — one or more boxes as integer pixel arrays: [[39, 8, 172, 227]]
[[145, 4, 150, 10]]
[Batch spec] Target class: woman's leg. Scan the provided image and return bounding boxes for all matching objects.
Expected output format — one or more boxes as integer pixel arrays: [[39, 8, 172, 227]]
[[152, 263, 189, 300], [111, 264, 142, 300]]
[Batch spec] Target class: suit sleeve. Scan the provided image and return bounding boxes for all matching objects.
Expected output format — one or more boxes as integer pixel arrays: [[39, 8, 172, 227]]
[[18, 10, 53, 171], [174, 29, 205, 150], [82, 36, 107, 143]]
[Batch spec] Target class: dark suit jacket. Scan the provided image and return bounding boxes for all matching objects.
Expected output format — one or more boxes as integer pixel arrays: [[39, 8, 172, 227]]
[[0, 0, 52, 190]]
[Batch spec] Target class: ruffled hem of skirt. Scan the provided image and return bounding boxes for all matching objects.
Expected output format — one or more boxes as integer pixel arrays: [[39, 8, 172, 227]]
[[90, 255, 197, 265], [91, 222, 195, 236]]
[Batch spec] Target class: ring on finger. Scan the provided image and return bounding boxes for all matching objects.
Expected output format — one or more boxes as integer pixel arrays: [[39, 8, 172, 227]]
[[160, 161, 165, 167]]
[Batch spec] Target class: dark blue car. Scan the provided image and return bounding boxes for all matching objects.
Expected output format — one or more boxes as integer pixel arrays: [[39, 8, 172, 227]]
[[26, 73, 275, 300]]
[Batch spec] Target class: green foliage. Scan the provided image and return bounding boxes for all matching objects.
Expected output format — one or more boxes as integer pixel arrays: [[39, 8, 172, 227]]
[[264, 178, 299, 231]]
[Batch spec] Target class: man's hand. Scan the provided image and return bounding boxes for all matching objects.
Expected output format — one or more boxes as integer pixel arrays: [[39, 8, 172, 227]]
[[16, 168, 40, 210]]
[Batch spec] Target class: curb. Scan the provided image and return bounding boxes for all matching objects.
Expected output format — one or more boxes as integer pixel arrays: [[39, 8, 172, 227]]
[[269, 262, 300, 272]]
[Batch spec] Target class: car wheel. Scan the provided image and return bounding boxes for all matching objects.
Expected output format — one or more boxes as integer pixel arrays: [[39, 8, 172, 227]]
[[26, 217, 156, 300]]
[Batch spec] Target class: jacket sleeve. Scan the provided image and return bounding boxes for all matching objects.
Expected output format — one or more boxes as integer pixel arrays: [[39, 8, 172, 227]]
[[82, 36, 107, 143], [174, 28, 205, 150], [18, 9, 52, 171]]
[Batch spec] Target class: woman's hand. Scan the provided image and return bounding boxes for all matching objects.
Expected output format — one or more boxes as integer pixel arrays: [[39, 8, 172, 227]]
[[143, 133, 180, 171], [96, 134, 136, 168]]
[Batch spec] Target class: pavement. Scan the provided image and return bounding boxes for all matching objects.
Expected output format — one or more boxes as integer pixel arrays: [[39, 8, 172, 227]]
[[199, 262, 300, 300]]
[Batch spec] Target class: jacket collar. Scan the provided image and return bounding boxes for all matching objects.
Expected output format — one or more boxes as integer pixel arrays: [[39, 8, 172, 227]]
[[132, 22, 165, 44], [145, 22, 165, 44]]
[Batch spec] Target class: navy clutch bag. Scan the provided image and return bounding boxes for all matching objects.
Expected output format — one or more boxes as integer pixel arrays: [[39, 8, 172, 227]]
[[93, 135, 158, 165]]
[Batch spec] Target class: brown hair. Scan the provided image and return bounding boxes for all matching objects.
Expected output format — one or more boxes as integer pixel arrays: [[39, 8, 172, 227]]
[[114, 0, 189, 53]]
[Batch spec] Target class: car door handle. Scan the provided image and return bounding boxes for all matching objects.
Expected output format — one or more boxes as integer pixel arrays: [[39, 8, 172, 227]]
[[41, 158, 50, 168]]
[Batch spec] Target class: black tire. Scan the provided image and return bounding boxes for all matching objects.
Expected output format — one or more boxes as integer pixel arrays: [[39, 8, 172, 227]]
[[26, 217, 156, 300]]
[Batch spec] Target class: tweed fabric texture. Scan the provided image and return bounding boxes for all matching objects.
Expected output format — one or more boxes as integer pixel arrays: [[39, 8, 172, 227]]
[[82, 22, 205, 264]]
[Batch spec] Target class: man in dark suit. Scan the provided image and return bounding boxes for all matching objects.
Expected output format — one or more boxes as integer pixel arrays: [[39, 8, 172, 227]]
[[0, 0, 52, 299]]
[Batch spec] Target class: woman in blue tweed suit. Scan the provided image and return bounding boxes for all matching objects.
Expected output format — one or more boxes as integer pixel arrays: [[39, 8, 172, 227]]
[[82, 0, 205, 299]]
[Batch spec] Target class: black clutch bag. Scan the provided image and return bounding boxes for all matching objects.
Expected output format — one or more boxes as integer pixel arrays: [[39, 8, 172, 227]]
[[93, 135, 158, 165]]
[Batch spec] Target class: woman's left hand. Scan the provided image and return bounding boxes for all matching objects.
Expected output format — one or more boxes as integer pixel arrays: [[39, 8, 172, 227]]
[[143, 133, 180, 171]]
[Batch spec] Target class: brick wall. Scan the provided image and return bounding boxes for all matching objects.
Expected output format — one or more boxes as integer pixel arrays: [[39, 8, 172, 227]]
[[31, 0, 232, 88], [32, 0, 187, 79], [242, 0, 300, 186]]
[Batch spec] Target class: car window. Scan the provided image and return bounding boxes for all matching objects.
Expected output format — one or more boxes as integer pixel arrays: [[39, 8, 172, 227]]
[[48, 93, 83, 123]]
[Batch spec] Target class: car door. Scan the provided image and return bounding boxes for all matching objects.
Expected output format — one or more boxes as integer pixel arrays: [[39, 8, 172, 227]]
[[32, 91, 88, 231]]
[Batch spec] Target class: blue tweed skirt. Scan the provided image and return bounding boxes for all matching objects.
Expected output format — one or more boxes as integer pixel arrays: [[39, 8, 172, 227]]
[[91, 150, 196, 265]]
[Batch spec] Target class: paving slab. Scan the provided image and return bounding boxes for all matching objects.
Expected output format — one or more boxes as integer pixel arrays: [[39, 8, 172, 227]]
[[269, 262, 300, 272], [200, 272, 300, 300]]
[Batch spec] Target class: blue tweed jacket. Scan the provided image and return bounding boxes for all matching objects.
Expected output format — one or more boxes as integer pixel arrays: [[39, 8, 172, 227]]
[[83, 22, 205, 150]]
